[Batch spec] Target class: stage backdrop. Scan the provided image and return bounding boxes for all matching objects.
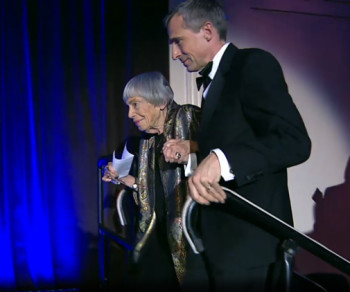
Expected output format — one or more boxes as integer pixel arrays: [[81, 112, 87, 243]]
[[2, 0, 350, 290], [0, 0, 168, 290]]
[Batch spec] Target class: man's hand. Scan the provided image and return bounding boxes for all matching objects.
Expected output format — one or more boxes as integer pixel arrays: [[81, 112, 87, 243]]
[[188, 152, 227, 205]]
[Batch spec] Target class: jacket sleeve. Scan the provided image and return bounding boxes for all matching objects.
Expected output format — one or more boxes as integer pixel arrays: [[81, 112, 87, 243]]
[[222, 49, 311, 186]]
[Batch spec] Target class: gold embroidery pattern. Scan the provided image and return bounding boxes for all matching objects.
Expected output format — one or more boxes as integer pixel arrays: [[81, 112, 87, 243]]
[[132, 102, 201, 283]]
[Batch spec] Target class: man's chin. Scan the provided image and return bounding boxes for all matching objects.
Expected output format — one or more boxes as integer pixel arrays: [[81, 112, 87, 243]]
[[184, 64, 199, 73], [186, 66, 198, 73], [181, 60, 196, 72]]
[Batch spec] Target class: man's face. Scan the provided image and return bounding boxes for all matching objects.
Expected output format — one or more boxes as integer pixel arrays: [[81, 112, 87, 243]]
[[167, 14, 208, 72]]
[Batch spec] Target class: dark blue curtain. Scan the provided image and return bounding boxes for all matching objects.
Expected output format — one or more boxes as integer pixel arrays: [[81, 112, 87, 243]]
[[0, 0, 168, 290]]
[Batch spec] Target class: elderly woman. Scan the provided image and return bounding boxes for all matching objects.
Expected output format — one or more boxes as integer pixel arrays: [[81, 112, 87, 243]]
[[103, 71, 201, 290]]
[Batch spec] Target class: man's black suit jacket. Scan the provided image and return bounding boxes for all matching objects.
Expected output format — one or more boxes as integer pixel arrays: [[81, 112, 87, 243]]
[[190, 43, 312, 288]]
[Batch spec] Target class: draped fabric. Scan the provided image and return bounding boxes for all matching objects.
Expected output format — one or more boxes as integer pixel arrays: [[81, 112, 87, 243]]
[[134, 102, 201, 283], [0, 0, 168, 290]]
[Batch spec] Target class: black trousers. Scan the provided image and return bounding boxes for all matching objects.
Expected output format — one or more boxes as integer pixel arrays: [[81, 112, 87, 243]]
[[125, 222, 180, 291]]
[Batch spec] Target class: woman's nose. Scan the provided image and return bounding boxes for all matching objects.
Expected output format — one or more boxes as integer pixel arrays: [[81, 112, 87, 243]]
[[128, 107, 134, 118]]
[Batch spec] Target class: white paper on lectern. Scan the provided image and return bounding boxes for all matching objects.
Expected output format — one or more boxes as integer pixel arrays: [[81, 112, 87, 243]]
[[112, 144, 134, 178]]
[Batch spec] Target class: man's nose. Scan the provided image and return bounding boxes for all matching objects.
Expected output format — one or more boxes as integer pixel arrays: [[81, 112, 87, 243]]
[[171, 43, 181, 60]]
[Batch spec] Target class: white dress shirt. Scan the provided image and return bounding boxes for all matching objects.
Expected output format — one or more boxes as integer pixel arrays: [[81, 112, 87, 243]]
[[186, 42, 234, 181]]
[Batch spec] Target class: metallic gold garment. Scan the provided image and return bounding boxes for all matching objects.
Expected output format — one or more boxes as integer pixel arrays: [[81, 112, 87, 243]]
[[133, 101, 201, 283]]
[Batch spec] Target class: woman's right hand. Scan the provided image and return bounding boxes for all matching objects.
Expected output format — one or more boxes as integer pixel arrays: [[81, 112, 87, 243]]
[[163, 139, 191, 164], [102, 162, 136, 189], [102, 162, 119, 182]]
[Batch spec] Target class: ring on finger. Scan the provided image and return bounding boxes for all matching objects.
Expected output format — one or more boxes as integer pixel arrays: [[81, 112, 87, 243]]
[[175, 152, 181, 159]]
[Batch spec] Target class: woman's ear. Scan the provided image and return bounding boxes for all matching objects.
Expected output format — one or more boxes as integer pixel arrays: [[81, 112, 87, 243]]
[[160, 103, 167, 111]]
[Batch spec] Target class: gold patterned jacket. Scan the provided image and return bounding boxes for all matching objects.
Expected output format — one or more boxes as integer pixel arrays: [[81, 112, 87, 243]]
[[133, 101, 201, 283]]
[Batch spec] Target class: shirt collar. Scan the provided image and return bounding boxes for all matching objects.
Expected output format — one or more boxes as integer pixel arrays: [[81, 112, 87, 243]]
[[209, 42, 230, 80]]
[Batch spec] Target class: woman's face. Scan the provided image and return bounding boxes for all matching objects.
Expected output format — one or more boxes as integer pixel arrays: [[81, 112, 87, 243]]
[[126, 96, 166, 134]]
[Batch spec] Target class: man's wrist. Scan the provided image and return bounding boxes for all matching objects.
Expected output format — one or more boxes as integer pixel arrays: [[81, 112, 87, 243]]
[[211, 149, 234, 181]]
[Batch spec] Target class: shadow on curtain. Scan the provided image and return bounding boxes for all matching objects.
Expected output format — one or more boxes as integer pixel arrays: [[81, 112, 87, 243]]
[[0, 0, 168, 290]]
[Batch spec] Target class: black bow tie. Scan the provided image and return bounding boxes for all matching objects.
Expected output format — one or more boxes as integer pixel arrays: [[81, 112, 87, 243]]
[[196, 61, 213, 91]]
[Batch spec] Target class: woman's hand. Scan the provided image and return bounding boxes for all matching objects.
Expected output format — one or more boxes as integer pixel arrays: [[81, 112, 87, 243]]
[[102, 162, 136, 188], [102, 162, 119, 182], [162, 139, 191, 164]]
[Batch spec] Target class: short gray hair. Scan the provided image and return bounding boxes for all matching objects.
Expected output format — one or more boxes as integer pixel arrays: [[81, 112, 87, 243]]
[[123, 71, 174, 106], [164, 0, 227, 41]]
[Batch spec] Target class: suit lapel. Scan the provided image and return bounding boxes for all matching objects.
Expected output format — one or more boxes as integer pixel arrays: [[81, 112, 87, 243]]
[[199, 44, 238, 133]]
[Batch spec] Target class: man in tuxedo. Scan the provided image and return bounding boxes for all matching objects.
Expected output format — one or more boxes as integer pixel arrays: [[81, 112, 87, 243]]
[[163, 0, 312, 291]]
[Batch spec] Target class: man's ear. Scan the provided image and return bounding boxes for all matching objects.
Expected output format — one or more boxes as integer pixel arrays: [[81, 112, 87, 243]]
[[201, 21, 214, 41]]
